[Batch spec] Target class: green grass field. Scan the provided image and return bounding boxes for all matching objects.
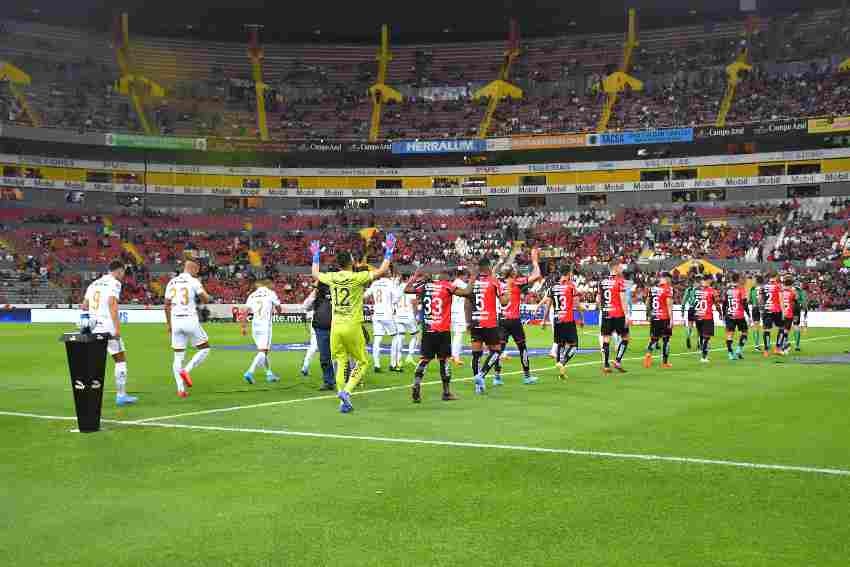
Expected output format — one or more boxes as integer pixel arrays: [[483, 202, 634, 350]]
[[2, 322, 849, 566]]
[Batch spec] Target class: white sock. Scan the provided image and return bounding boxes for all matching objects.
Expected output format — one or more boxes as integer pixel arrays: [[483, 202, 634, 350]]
[[408, 335, 419, 357], [303, 335, 317, 371], [186, 347, 210, 372], [550, 343, 558, 357], [373, 335, 383, 369], [390, 335, 400, 367], [248, 352, 266, 374], [173, 351, 186, 392], [114, 361, 127, 396], [264, 352, 273, 375], [452, 330, 464, 359]]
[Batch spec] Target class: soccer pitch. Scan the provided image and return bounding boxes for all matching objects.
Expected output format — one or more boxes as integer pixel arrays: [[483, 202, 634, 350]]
[[2, 322, 849, 566]]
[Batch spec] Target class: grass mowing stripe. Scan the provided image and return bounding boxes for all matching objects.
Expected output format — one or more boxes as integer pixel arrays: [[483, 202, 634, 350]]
[[125, 421, 850, 478], [127, 333, 850, 424]]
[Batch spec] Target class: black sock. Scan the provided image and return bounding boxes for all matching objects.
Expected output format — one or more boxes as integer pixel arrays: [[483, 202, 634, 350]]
[[662, 337, 671, 363], [472, 350, 482, 375], [479, 351, 501, 377], [439, 359, 451, 394], [702, 337, 710, 358], [616, 340, 628, 363], [726, 339, 733, 353], [739, 334, 747, 348], [556, 343, 563, 364], [560, 344, 577, 365], [603, 341, 611, 367], [494, 359, 502, 373], [764, 331, 771, 350], [518, 342, 530, 376], [414, 358, 429, 385], [646, 338, 658, 353]]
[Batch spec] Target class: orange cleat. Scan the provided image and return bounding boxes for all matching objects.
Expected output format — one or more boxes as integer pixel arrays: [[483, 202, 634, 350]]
[[452, 357, 464, 367], [179, 369, 193, 388], [643, 353, 653, 369], [661, 363, 673, 369], [177, 391, 189, 399], [602, 366, 613, 375], [762, 350, 770, 358]]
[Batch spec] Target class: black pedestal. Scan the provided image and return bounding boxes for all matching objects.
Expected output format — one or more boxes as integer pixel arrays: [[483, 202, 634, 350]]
[[60, 332, 110, 433]]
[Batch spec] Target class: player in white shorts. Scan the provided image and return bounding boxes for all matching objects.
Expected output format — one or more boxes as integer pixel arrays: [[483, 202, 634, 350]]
[[242, 279, 282, 384], [365, 272, 400, 372], [300, 305, 319, 377], [392, 274, 420, 368], [81, 260, 136, 406], [165, 260, 211, 398], [450, 268, 469, 366]]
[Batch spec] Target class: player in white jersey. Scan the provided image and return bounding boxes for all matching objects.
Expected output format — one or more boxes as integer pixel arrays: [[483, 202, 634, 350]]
[[81, 260, 136, 406], [450, 268, 469, 366], [392, 275, 420, 368], [241, 279, 282, 384], [164, 260, 211, 398], [364, 272, 400, 372], [300, 304, 318, 377]]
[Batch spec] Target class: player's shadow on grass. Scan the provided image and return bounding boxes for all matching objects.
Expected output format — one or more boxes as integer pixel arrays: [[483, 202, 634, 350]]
[[207, 382, 311, 395]]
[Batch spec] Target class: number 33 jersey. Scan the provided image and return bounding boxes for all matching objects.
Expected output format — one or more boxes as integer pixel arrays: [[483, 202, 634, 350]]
[[411, 280, 457, 333]]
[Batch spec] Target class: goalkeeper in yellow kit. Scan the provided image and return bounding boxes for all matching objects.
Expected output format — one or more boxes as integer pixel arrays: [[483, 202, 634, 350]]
[[310, 234, 396, 413]]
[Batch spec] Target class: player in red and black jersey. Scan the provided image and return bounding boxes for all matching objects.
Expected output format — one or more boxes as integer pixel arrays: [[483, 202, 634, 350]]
[[538, 263, 584, 381], [405, 267, 474, 403], [723, 272, 749, 360], [758, 271, 783, 357], [694, 273, 719, 363], [597, 261, 630, 373], [643, 272, 674, 369], [468, 257, 509, 394], [495, 248, 542, 386], [778, 276, 798, 355]]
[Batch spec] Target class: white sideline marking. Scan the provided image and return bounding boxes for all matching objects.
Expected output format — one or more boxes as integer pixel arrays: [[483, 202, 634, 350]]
[[2, 409, 849, 477], [126, 421, 850, 478], [127, 333, 850, 425]]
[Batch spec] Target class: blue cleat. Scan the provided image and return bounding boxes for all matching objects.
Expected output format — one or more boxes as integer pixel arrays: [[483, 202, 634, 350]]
[[243, 371, 255, 385], [474, 374, 486, 395], [728, 352, 737, 361], [523, 375, 539, 385], [266, 373, 280, 383], [338, 390, 354, 413], [492, 375, 504, 386], [300, 367, 309, 377], [116, 394, 138, 406]]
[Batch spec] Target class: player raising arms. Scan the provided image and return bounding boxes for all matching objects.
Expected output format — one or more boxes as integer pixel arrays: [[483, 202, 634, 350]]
[[469, 257, 510, 394], [538, 263, 584, 380], [778, 276, 798, 355], [759, 271, 783, 357], [364, 268, 400, 373], [495, 247, 542, 385], [723, 272, 749, 360], [242, 278, 282, 384], [694, 273, 719, 363], [643, 272, 674, 369], [598, 261, 630, 373], [404, 266, 474, 402], [310, 234, 396, 413], [165, 259, 212, 398], [81, 260, 136, 406], [450, 268, 470, 366]]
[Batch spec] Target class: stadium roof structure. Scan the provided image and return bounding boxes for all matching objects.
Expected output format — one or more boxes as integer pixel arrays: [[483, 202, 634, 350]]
[[4, 0, 847, 44]]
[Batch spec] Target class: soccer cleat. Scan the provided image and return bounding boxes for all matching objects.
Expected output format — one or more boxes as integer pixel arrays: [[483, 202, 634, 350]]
[[795, 347, 801, 352], [686, 337, 692, 350], [523, 375, 539, 385], [643, 353, 653, 369], [737, 351, 744, 360], [451, 357, 464, 367], [700, 357, 709, 364], [177, 391, 189, 399], [300, 367, 309, 377], [393, 366, 405, 373], [613, 362, 627, 373], [318, 383, 335, 391], [441, 392, 458, 401], [661, 362, 673, 369], [492, 375, 504, 386], [473, 374, 486, 395], [602, 366, 613, 375], [762, 350, 770, 358], [338, 391, 354, 413], [501, 353, 511, 361], [412, 384, 421, 403], [179, 369, 193, 388], [754, 345, 762, 352], [243, 371, 255, 384], [728, 352, 736, 361], [266, 373, 280, 383], [556, 363, 567, 381], [116, 394, 138, 406], [373, 367, 383, 374]]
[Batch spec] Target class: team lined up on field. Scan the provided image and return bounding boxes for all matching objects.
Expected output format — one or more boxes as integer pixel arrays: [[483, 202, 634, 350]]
[[79, 236, 809, 411]]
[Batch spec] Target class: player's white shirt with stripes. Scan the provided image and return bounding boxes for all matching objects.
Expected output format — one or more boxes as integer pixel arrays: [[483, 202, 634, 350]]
[[366, 278, 399, 336], [451, 278, 468, 331], [84, 273, 124, 355], [394, 282, 419, 335], [246, 286, 281, 350], [165, 272, 208, 349]]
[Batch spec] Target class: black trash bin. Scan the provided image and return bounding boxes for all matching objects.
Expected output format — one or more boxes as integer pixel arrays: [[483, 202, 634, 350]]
[[60, 332, 110, 433]]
